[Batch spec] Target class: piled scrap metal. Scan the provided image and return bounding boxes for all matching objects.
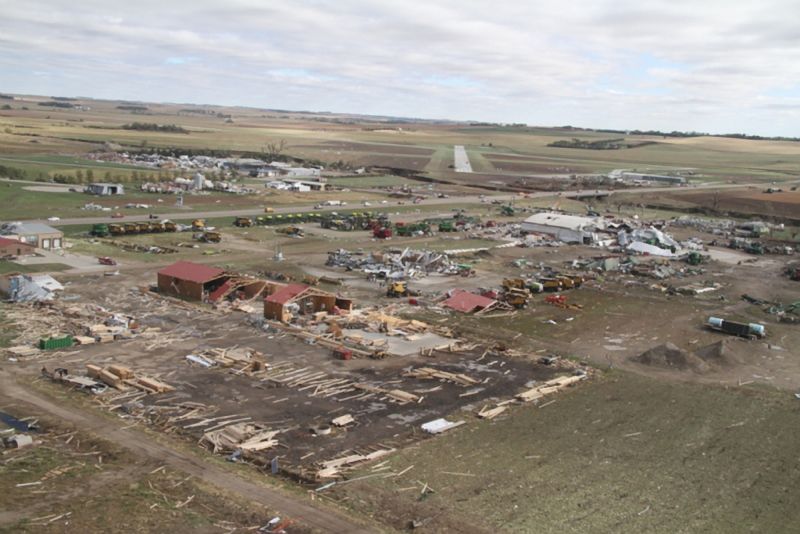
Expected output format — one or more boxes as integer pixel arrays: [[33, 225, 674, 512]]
[[1, 274, 63, 302], [618, 227, 680, 257], [326, 247, 460, 279]]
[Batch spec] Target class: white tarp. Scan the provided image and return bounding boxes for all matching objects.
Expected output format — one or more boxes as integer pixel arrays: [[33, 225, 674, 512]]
[[627, 241, 677, 257], [421, 418, 466, 434]]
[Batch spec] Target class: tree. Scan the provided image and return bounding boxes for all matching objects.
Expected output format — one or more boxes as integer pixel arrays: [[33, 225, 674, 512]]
[[75, 169, 84, 182], [263, 139, 288, 160], [86, 169, 94, 181], [104, 171, 112, 181]]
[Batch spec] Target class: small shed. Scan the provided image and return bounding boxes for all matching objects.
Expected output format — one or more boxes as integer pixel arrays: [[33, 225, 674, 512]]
[[157, 261, 228, 301]]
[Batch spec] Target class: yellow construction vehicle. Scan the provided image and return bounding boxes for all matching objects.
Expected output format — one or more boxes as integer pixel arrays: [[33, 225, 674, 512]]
[[277, 226, 304, 237], [108, 223, 126, 236], [502, 278, 526, 291], [192, 219, 206, 231], [387, 281, 409, 298], [234, 217, 254, 227], [539, 277, 563, 292], [163, 221, 177, 232], [124, 222, 140, 234], [198, 231, 221, 243], [504, 287, 530, 309]]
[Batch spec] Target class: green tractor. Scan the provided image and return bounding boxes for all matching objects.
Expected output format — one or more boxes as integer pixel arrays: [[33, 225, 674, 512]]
[[500, 205, 516, 216], [686, 251, 704, 266], [91, 223, 110, 237]]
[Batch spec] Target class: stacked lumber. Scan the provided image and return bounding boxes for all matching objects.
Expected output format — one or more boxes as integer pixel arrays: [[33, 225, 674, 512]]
[[316, 448, 395, 478], [516, 374, 585, 403], [85, 363, 173, 394], [403, 367, 480, 387], [86, 364, 128, 390]]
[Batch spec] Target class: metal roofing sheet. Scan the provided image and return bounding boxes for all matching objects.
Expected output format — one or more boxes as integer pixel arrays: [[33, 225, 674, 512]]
[[441, 290, 496, 313]]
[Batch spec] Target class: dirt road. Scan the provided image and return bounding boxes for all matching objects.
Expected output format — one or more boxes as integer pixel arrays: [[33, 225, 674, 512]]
[[22, 181, 759, 227], [0, 376, 375, 534]]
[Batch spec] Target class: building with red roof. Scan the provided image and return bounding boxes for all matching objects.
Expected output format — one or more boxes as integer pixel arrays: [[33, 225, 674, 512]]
[[157, 261, 228, 301], [0, 236, 35, 258]]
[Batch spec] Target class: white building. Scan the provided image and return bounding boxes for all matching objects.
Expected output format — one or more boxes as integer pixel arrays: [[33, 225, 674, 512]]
[[86, 183, 125, 195], [521, 212, 602, 244]]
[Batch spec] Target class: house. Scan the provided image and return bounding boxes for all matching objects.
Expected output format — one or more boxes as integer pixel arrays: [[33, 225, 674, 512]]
[[86, 183, 125, 195], [263, 283, 353, 322], [0, 222, 63, 250], [521, 212, 602, 244], [0, 236, 35, 257], [157, 261, 229, 301]]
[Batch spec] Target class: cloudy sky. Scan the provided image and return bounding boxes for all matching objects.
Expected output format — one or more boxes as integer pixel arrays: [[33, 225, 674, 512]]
[[1, 0, 798, 136]]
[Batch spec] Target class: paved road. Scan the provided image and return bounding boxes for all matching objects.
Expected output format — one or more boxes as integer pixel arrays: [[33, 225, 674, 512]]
[[0, 375, 373, 533], [453, 145, 473, 173]]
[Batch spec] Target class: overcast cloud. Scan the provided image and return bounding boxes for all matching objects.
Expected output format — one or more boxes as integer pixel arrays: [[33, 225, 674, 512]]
[[1, 0, 799, 135]]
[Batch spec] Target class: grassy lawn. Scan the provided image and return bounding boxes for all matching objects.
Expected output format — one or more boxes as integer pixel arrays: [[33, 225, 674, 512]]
[[0, 261, 72, 274], [326, 174, 419, 188]]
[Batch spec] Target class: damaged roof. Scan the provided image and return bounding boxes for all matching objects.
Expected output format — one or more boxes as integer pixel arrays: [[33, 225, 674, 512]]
[[265, 283, 309, 305], [442, 290, 496, 313], [157, 261, 226, 284]]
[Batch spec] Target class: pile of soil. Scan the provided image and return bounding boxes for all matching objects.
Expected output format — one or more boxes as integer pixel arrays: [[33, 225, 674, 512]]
[[694, 339, 747, 367], [632, 338, 753, 373], [632, 342, 710, 372]]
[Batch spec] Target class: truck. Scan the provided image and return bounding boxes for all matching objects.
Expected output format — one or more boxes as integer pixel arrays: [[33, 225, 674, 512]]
[[706, 317, 765, 339]]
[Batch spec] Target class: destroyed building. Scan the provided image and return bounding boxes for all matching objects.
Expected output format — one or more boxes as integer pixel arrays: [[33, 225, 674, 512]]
[[263, 283, 353, 322], [521, 213, 602, 244], [0, 273, 63, 302], [157, 261, 229, 301]]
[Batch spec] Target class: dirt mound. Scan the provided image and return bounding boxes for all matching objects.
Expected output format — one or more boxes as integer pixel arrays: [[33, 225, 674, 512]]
[[694, 339, 747, 367], [631, 342, 710, 373]]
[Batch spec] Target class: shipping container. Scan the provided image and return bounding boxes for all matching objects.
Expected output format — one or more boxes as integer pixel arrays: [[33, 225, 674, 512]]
[[39, 335, 74, 350]]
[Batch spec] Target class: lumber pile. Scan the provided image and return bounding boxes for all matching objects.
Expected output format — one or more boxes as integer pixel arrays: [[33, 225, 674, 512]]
[[477, 405, 508, 419], [316, 448, 395, 479], [265, 365, 359, 399], [192, 347, 267, 373], [201, 422, 279, 454], [353, 383, 421, 405], [516, 374, 585, 403], [403, 367, 480, 387], [85, 363, 173, 394]]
